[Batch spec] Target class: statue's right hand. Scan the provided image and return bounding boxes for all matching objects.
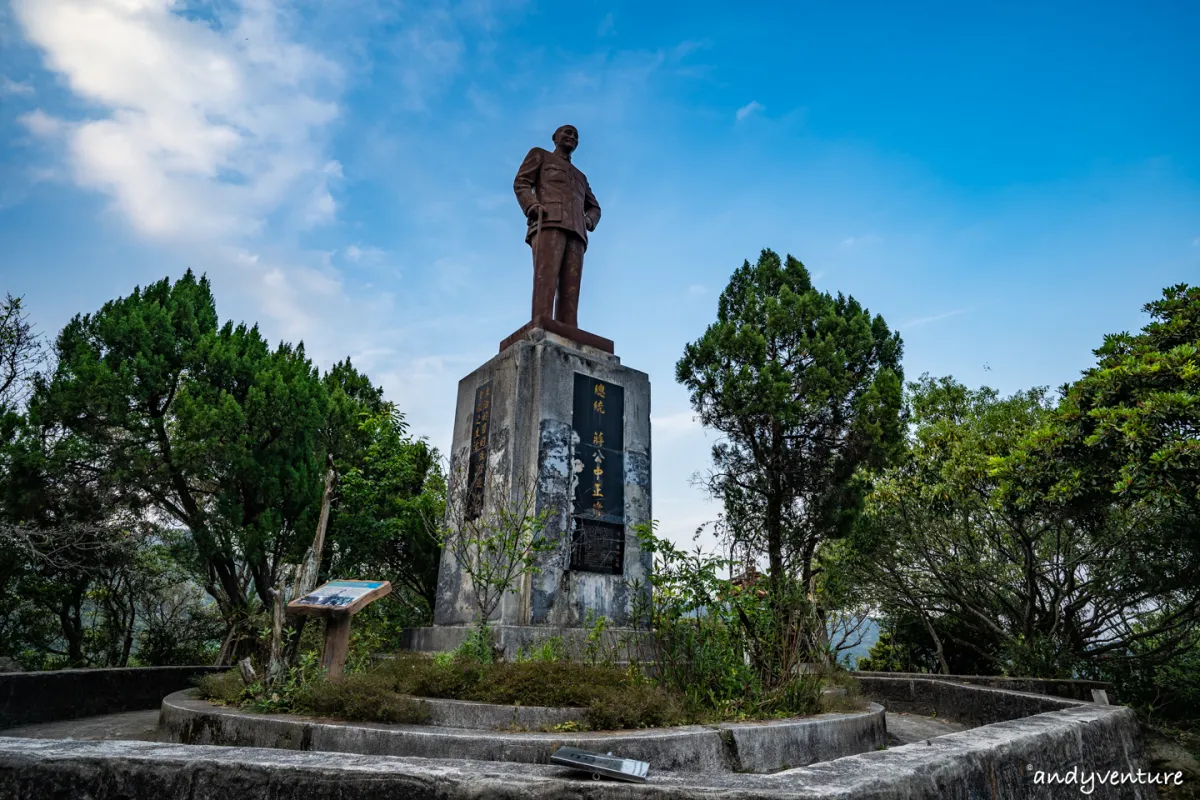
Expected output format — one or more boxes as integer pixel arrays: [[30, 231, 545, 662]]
[[526, 204, 544, 221]]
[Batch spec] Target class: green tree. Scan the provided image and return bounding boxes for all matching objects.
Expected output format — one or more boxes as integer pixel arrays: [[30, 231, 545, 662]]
[[675, 249, 904, 654], [0, 408, 136, 667], [0, 294, 144, 668], [0, 280, 418, 669], [0, 293, 45, 416], [993, 283, 1200, 681], [843, 373, 1200, 678], [29, 272, 336, 661], [328, 404, 444, 622], [1001, 283, 1200, 554]]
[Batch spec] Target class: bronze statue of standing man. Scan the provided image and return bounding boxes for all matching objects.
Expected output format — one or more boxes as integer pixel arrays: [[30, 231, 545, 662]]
[[513, 125, 601, 329]]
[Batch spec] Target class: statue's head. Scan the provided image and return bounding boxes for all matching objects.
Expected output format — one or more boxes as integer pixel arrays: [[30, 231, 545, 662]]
[[552, 125, 578, 154]]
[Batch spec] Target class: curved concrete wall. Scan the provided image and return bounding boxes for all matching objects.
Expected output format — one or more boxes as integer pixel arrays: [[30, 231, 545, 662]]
[[854, 671, 1112, 702], [857, 675, 1087, 728], [420, 696, 586, 729], [160, 690, 887, 774], [0, 666, 226, 729]]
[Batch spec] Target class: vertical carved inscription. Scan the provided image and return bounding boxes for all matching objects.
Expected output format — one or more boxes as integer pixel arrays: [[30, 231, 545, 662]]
[[570, 374, 625, 574], [466, 381, 492, 520]]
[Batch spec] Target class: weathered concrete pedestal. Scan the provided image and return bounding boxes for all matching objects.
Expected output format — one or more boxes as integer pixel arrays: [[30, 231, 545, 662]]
[[403, 325, 651, 652]]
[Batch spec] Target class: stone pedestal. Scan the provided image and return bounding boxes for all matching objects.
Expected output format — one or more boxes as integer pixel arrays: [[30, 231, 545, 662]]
[[428, 325, 651, 634]]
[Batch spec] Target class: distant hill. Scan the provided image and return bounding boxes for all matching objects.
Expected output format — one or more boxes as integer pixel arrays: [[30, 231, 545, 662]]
[[840, 617, 880, 669]]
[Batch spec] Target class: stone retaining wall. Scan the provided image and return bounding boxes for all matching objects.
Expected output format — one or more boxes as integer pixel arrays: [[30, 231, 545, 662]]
[[400, 624, 653, 661], [857, 675, 1087, 728], [854, 670, 1112, 702], [0, 666, 226, 729], [420, 695, 586, 729]]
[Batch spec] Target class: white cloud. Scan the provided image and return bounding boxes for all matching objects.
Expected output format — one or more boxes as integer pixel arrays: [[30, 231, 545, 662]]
[[1192, 236, 1199, 247], [686, 283, 706, 297], [597, 12, 615, 37], [384, 4, 467, 113], [902, 309, 967, 328], [1, 76, 33, 95], [652, 409, 703, 442], [18, 109, 61, 137], [12, 0, 342, 241], [736, 100, 764, 121], [842, 233, 879, 247], [212, 244, 379, 361], [344, 244, 385, 263]]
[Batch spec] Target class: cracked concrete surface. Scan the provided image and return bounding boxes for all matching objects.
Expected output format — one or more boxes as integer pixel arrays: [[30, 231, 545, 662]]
[[885, 712, 967, 745], [0, 709, 161, 742]]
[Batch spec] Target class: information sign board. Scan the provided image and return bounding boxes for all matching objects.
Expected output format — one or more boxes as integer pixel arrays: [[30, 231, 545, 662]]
[[550, 746, 649, 783], [287, 580, 391, 617]]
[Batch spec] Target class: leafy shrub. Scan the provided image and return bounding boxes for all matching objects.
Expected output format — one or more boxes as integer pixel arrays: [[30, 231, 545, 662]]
[[630, 524, 828, 720], [300, 672, 430, 723], [514, 636, 566, 663], [584, 683, 684, 730], [454, 625, 496, 664], [137, 585, 225, 667], [196, 669, 247, 704]]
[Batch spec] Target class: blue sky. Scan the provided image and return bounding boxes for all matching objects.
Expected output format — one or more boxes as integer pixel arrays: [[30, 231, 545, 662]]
[[1, 0, 1198, 550]]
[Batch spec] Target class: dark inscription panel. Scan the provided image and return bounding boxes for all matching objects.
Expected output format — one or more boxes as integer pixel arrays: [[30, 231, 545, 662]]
[[571, 519, 625, 575], [571, 374, 624, 522], [465, 381, 492, 520], [571, 374, 624, 574]]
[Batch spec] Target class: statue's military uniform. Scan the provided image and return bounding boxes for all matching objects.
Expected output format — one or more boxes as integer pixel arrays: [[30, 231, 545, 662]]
[[513, 147, 601, 328], [514, 147, 601, 246]]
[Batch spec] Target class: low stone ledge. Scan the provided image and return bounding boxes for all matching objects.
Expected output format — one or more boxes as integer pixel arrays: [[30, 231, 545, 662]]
[[0, 703, 1152, 799], [159, 690, 885, 774], [854, 670, 1113, 702], [858, 675, 1084, 728], [715, 712, 887, 772], [420, 696, 586, 730], [399, 624, 652, 661], [0, 666, 226, 729]]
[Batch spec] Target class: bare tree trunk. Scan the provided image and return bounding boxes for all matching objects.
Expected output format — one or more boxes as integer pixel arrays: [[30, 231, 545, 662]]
[[120, 592, 136, 666], [251, 454, 337, 678], [266, 578, 286, 686], [916, 607, 950, 675], [293, 454, 336, 601]]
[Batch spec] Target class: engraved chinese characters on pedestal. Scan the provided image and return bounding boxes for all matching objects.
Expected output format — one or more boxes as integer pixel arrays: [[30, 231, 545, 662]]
[[571, 374, 624, 574], [466, 381, 492, 520]]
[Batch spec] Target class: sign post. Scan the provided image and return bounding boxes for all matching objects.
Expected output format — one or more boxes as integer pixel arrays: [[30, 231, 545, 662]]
[[287, 580, 391, 681]]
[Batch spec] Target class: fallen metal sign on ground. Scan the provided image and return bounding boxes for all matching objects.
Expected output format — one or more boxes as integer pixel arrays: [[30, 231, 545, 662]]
[[550, 746, 650, 783]]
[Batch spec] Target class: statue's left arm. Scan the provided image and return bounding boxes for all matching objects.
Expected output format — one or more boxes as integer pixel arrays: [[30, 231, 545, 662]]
[[583, 180, 600, 232], [513, 148, 542, 217]]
